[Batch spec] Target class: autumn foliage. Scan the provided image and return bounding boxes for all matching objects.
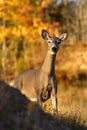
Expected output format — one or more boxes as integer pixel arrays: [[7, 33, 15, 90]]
[[0, 0, 87, 82], [0, 0, 59, 80]]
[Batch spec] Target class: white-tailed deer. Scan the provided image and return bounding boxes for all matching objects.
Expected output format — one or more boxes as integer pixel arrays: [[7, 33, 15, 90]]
[[13, 30, 68, 115]]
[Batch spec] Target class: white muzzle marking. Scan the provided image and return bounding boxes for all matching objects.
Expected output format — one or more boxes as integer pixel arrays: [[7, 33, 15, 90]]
[[30, 98, 37, 102]]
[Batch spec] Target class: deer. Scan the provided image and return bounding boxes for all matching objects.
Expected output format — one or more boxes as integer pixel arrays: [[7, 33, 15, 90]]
[[13, 29, 68, 115]]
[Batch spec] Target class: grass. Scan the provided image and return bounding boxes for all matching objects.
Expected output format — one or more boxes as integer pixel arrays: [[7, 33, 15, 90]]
[[43, 83, 87, 130], [0, 79, 87, 130], [58, 113, 87, 130], [59, 84, 87, 129]]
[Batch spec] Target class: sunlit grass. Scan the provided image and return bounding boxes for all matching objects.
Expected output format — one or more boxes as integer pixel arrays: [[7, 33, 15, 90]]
[[43, 84, 87, 130]]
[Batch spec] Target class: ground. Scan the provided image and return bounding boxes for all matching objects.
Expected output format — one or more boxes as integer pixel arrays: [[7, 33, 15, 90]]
[[0, 80, 87, 130]]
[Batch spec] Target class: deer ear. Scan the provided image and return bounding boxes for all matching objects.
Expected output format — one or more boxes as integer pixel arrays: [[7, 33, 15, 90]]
[[59, 33, 68, 41], [42, 29, 49, 40]]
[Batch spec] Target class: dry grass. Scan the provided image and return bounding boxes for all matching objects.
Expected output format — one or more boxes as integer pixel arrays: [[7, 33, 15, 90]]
[[58, 85, 87, 129], [43, 84, 87, 130]]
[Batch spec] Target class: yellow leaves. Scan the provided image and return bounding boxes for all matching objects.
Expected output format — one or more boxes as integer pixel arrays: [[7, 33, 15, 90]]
[[41, 0, 55, 8], [33, 18, 41, 27], [0, 1, 4, 18], [0, 0, 17, 20], [18, 26, 28, 37], [33, 17, 48, 31], [12, 27, 21, 37], [0, 0, 56, 43], [0, 27, 10, 42], [12, 25, 28, 37], [0, 25, 28, 42], [0, 0, 4, 9], [0, 11, 5, 18], [4, 0, 19, 7], [41, 0, 48, 9]]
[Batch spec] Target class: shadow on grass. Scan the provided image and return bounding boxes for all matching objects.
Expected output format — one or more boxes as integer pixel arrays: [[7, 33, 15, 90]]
[[58, 113, 87, 130], [0, 80, 86, 130]]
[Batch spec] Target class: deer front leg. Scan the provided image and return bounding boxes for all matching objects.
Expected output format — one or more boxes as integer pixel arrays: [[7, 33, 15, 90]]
[[37, 92, 42, 107], [51, 87, 58, 116]]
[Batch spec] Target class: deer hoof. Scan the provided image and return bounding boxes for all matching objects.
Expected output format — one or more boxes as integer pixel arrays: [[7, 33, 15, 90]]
[[53, 110, 58, 116]]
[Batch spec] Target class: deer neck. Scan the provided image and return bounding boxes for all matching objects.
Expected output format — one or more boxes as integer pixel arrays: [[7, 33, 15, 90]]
[[40, 51, 56, 75]]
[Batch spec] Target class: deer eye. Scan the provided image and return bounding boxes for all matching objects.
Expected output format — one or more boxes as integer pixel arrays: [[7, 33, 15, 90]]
[[57, 42, 60, 44], [48, 41, 51, 44], [56, 41, 60, 44], [57, 39, 61, 44]]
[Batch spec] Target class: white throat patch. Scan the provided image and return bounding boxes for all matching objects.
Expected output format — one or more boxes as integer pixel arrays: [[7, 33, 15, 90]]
[[48, 51, 56, 55]]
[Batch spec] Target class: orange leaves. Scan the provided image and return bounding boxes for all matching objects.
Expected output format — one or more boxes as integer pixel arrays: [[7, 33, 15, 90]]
[[0, 0, 59, 43], [0, 0, 4, 9], [17, 5, 33, 14], [17, 8, 26, 14], [16, 16, 32, 25], [40, 0, 51, 9], [41, 0, 56, 8], [41, 0, 47, 9]]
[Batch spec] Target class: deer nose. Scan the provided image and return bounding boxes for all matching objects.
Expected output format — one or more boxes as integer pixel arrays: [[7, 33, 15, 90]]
[[52, 46, 57, 52]]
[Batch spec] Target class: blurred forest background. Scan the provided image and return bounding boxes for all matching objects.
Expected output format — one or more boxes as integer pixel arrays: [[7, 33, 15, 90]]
[[0, 0, 87, 83], [0, 0, 87, 128]]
